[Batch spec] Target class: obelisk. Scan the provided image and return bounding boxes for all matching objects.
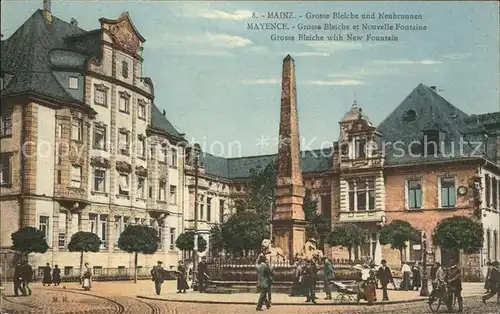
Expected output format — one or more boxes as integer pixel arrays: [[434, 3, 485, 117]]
[[271, 55, 307, 261]]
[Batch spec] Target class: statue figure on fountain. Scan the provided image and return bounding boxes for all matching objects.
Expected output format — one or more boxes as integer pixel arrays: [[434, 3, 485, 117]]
[[261, 239, 286, 264], [302, 238, 323, 264]]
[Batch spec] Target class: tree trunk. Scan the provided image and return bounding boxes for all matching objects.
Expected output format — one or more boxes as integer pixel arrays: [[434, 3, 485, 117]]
[[399, 249, 404, 265], [134, 252, 138, 284], [79, 251, 84, 282], [348, 247, 352, 262]]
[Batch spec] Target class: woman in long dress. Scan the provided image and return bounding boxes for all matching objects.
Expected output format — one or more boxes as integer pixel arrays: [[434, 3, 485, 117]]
[[412, 262, 422, 291], [82, 263, 92, 291], [176, 261, 189, 293], [42, 263, 52, 286], [52, 265, 61, 286]]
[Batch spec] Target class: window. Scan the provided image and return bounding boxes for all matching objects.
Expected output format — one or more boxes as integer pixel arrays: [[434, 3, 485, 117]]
[[0, 153, 12, 186], [355, 139, 367, 159], [340, 144, 349, 157], [93, 169, 106, 192], [360, 233, 377, 260], [199, 195, 205, 220], [118, 131, 129, 154], [71, 118, 83, 141], [89, 214, 98, 234], [158, 181, 166, 201], [58, 212, 66, 248], [409, 231, 423, 261], [100, 216, 108, 248], [493, 178, 498, 209], [137, 137, 145, 158], [70, 165, 82, 188], [170, 148, 177, 167], [162, 144, 168, 163], [57, 170, 62, 184], [440, 177, 456, 208], [169, 228, 176, 250], [408, 179, 422, 209], [93, 124, 107, 150], [423, 130, 439, 156], [94, 88, 107, 107], [137, 101, 146, 120], [169, 185, 177, 204], [121, 61, 129, 78], [39, 216, 50, 241], [69, 76, 79, 89], [348, 180, 375, 211], [485, 175, 491, 208], [119, 95, 130, 113], [494, 231, 498, 261], [64, 266, 73, 276], [0, 109, 12, 136], [118, 174, 129, 195], [206, 197, 212, 221], [219, 199, 225, 223], [137, 177, 145, 198]]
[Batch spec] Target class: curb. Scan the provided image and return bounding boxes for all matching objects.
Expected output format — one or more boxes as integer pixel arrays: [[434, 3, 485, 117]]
[[136, 295, 428, 306]]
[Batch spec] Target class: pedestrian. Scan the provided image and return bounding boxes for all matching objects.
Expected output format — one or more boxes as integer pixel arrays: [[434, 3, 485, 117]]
[[20, 260, 33, 296], [265, 257, 274, 307], [429, 262, 445, 302], [255, 254, 272, 311], [445, 258, 463, 312], [322, 257, 334, 300], [400, 262, 412, 290], [377, 259, 395, 301], [13, 261, 23, 296], [151, 261, 164, 296], [52, 265, 61, 286], [290, 256, 304, 296], [482, 260, 500, 304], [303, 259, 318, 304], [82, 263, 92, 291], [42, 262, 52, 286], [412, 262, 422, 291], [484, 261, 492, 293], [176, 260, 189, 293], [197, 256, 209, 293]]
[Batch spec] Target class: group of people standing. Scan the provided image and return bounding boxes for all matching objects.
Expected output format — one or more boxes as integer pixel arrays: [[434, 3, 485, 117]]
[[400, 261, 423, 291], [13, 260, 33, 296], [150, 258, 209, 296], [482, 260, 500, 304], [41, 263, 61, 286]]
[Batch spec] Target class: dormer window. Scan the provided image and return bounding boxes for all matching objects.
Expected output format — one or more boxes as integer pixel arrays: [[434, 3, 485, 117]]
[[404, 109, 417, 122], [340, 143, 349, 157], [355, 138, 367, 159], [69, 76, 79, 90], [423, 130, 439, 156], [122, 61, 129, 78]]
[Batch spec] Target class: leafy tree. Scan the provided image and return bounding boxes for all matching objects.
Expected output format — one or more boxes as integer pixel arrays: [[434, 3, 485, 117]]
[[11, 227, 49, 262], [209, 225, 225, 255], [118, 225, 160, 283], [247, 160, 277, 221], [379, 220, 419, 264], [433, 216, 483, 256], [68, 231, 102, 278], [175, 231, 207, 252], [327, 223, 365, 261], [217, 211, 269, 255], [303, 189, 330, 250]]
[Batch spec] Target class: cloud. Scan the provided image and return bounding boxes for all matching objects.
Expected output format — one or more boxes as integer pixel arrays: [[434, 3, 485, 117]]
[[372, 59, 443, 65], [306, 80, 365, 86], [241, 78, 280, 85], [328, 67, 400, 79], [441, 53, 473, 60], [304, 41, 364, 52], [284, 52, 330, 57], [195, 9, 253, 20]]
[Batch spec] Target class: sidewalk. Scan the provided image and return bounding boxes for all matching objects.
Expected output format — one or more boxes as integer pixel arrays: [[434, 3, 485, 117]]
[[136, 282, 486, 305]]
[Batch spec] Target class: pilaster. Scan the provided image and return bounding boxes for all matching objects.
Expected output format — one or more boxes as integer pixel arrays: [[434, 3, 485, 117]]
[[109, 49, 117, 202]]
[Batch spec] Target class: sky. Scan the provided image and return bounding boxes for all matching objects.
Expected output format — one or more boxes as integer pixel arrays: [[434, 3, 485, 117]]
[[1, 1, 499, 158]]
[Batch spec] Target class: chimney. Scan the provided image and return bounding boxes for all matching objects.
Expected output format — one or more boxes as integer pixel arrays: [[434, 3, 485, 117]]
[[70, 18, 78, 27], [162, 110, 166, 116], [430, 86, 436, 91], [43, 0, 52, 24]]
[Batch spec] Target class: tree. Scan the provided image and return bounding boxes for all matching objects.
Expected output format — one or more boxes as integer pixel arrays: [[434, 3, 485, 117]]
[[68, 231, 101, 277], [433, 216, 483, 256], [216, 211, 269, 255], [247, 160, 277, 221], [327, 223, 365, 262], [379, 220, 419, 264], [175, 231, 207, 252], [118, 225, 160, 283], [303, 189, 330, 250], [209, 225, 225, 255], [11, 227, 49, 262]]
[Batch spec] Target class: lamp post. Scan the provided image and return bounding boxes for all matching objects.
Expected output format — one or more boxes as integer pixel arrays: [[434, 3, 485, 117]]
[[420, 232, 430, 296], [192, 145, 200, 289]]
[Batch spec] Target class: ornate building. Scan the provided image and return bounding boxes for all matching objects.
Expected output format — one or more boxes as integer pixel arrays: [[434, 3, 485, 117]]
[[0, 7, 188, 270]]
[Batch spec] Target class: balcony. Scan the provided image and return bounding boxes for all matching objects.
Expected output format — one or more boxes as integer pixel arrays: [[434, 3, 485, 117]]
[[338, 210, 385, 223]]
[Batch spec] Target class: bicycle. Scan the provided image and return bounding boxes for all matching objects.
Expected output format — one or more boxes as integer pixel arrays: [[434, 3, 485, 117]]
[[428, 282, 457, 313]]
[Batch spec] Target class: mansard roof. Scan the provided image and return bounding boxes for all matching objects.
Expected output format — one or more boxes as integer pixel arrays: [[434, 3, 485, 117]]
[[150, 103, 185, 142]]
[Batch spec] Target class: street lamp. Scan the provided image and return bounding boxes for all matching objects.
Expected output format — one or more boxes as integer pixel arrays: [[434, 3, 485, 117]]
[[420, 232, 430, 296]]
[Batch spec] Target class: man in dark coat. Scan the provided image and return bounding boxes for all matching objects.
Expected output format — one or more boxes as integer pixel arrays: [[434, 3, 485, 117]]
[[256, 254, 272, 311], [13, 262, 23, 296], [151, 261, 164, 295], [377, 259, 395, 301], [197, 257, 209, 293], [482, 260, 500, 304], [323, 257, 334, 300], [20, 261, 33, 296], [303, 260, 318, 304], [445, 258, 463, 312]]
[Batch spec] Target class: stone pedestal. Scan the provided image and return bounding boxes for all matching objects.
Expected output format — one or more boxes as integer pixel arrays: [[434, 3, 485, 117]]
[[271, 219, 308, 260]]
